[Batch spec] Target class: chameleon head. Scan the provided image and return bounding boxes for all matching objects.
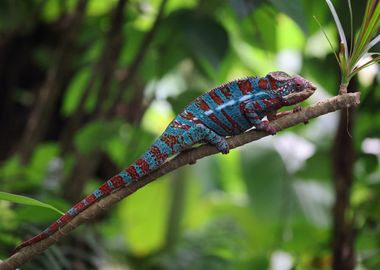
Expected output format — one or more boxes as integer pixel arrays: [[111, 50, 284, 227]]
[[291, 75, 317, 93], [266, 71, 317, 100]]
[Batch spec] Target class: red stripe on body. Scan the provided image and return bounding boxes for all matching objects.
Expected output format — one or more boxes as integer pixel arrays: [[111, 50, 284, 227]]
[[172, 120, 191, 130], [151, 145, 168, 163], [268, 76, 279, 90], [74, 201, 87, 212], [198, 98, 210, 111], [198, 99, 233, 134], [86, 194, 97, 204], [60, 213, 72, 223], [33, 234, 45, 243], [135, 158, 150, 175], [237, 79, 252, 95], [221, 110, 244, 132], [220, 85, 232, 98], [126, 165, 140, 179], [110, 175, 125, 187], [99, 183, 112, 194], [258, 78, 269, 90], [208, 114, 234, 133], [160, 133, 177, 152], [209, 90, 224, 105], [180, 111, 202, 124], [49, 222, 60, 232]]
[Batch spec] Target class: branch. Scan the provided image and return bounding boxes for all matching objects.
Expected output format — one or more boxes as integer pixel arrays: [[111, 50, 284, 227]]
[[108, 0, 169, 117], [15, 0, 88, 163], [0, 92, 360, 270], [61, 0, 128, 203], [332, 89, 357, 269]]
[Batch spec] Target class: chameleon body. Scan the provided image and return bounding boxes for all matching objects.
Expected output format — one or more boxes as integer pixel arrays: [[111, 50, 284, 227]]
[[14, 71, 316, 252]]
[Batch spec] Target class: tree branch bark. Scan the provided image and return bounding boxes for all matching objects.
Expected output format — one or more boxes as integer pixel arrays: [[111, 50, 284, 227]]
[[63, 0, 167, 203], [61, 0, 128, 203], [60, 0, 128, 154], [107, 0, 168, 117], [0, 92, 360, 270], [15, 0, 87, 164], [332, 87, 357, 269]]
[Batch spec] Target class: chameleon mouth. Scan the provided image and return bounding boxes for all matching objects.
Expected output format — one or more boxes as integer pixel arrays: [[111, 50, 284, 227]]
[[283, 84, 317, 101], [308, 82, 317, 91]]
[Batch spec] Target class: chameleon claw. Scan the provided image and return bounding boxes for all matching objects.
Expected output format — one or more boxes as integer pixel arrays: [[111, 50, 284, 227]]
[[216, 139, 230, 154], [293, 105, 302, 113]]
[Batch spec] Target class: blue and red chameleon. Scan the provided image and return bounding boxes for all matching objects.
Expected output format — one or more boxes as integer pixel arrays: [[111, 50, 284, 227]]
[[14, 71, 316, 252]]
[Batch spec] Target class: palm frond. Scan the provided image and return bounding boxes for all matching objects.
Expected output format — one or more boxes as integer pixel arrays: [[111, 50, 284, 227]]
[[325, 0, 349, 59], [348, 0, 354, 56], [323, 0, 380, 89], [313, 16, 341, 66]]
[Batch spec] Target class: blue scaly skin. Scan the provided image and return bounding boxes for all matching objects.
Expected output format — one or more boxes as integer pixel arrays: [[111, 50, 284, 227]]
[[14, 71, 316, 252]]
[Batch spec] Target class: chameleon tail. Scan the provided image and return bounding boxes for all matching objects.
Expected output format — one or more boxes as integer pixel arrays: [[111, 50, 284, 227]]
[[13, 137, 173, 253]]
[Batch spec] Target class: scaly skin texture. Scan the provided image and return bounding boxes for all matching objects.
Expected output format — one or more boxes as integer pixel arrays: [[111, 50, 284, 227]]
[[14, 71, 316, 252]]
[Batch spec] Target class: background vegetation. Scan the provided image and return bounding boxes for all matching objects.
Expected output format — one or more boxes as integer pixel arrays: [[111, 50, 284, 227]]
[[0, 0, 379, 269]]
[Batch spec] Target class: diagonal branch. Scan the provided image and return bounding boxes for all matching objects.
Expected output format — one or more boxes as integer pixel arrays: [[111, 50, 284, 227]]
[[0, 92, 360, 270]]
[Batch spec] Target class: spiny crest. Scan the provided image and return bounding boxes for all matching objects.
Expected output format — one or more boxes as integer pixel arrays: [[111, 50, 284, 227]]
[[209, 76, 257, 93], [266, 71, 292, 82]]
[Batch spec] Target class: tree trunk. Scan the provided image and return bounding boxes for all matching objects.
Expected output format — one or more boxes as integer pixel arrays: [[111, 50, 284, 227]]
[[331, 86, 356, 270]]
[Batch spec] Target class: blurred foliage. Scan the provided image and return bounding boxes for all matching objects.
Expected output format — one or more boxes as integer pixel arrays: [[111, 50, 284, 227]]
[[0, 0, 379, 269]]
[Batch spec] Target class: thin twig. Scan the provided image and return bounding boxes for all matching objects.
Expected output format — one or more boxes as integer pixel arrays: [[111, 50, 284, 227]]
[[61, 0, 128, 203], [108, 0, 169, 117], [60, 0, 129, 154], [0, 92, 360, 270], [16, 0, 87, 163]]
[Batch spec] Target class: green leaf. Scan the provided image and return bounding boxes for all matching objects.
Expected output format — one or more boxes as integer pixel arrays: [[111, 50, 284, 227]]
[[277, 13, 305, 49], [313, 16, 341, 66], [296, 148, 331, 182], [240, 146, 288, 219], [167, 89, 203, 115], [87, 0, 118, 16], [0, 191, 64, 215], [74, 119, 122, 154], [229, 0, 265, 18], [269, 0, 308, 34], [117, 178, 170, 254], [41, 0, 61, 22], [62, 69, 91, 116], [245, 5, 278, 53], [324, 0, 348, 58], [163, 9, 229, 75]]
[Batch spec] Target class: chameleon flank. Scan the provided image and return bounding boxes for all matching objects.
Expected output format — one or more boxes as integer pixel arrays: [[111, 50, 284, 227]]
[[14, 71, 316, 252]]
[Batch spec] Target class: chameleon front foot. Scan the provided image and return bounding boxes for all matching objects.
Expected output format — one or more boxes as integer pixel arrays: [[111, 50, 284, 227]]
[[293, 106, 309, 124], [292, 105, 302, 113], [215, 138, 229, 154]]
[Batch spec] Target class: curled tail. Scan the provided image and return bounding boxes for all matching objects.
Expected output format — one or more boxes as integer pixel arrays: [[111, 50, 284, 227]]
[[14, 137, 174, 253]]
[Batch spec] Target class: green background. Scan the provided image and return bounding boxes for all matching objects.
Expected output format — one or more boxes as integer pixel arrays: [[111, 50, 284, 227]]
[[0, 0, 379, 269]]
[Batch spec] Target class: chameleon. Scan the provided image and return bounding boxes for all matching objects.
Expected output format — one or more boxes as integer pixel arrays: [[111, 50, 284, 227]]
[[14, 71, 316, 252]]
